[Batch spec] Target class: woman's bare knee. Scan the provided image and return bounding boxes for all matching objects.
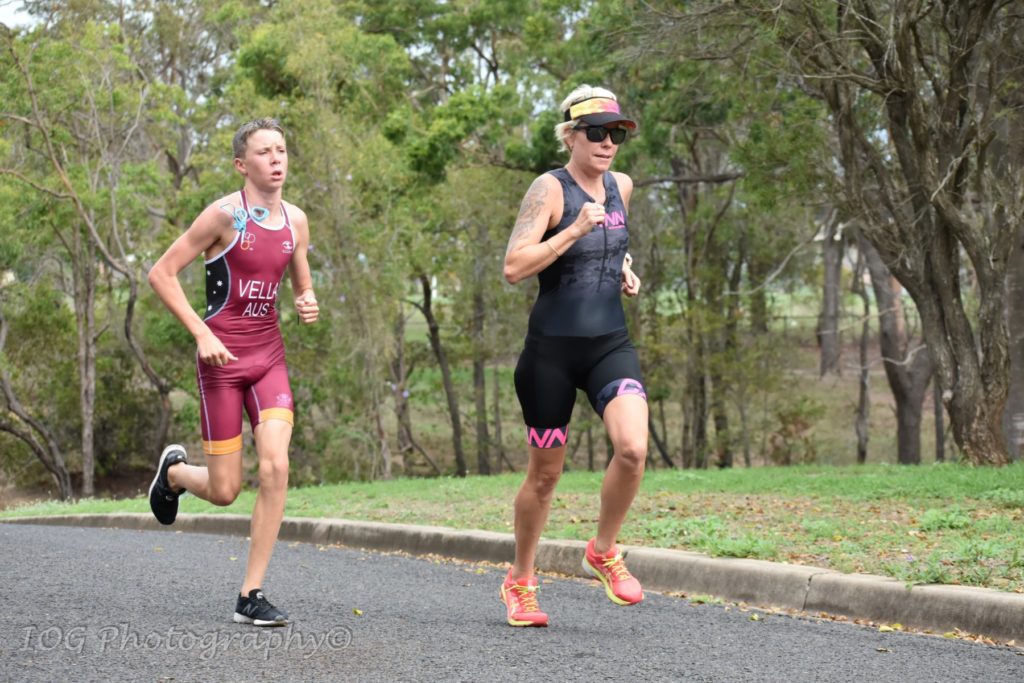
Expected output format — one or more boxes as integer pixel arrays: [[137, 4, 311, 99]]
[[527, 467, 562, 502], [613, 440, 648, 470]]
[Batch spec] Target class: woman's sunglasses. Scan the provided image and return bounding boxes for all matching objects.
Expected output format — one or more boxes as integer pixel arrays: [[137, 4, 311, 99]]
[[574, 125, 628, 145]]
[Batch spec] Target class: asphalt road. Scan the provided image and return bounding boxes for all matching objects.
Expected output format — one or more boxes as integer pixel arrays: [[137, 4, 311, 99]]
[[1, 523, 1022, 682]]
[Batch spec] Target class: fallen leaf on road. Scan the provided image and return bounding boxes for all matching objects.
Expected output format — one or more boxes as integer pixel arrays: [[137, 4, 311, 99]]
[[353, 608, 363, 616], [878, 625, 895, 633]]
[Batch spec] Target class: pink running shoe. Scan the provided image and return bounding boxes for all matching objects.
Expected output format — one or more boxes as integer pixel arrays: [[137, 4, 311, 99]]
[[582, 538, 644, 605], [500, 573, 549, 627]]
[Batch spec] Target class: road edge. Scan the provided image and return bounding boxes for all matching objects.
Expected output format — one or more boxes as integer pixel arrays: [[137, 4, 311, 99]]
[[4, 512, 1022, 642]]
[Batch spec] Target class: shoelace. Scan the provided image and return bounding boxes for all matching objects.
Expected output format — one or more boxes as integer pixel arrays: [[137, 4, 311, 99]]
[[511, 584, 540, 613], [251, 593, 275, 613], [601, 553, 633, 582]]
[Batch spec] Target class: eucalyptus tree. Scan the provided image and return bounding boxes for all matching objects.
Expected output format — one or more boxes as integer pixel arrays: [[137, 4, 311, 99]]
[[669, 0, 1024, 465], [224, 0, 419, 480], [0, 18, 177, 494], [354, 0, 566, 476], [0, 262, 75, 499], [541, 1, 830, 467]]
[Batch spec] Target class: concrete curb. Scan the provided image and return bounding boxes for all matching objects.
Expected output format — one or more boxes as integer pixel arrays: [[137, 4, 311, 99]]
[[4, 513, 1023, 642]]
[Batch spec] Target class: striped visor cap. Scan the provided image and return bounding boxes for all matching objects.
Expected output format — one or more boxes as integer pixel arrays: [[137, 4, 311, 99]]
[[564, 96, 636, 129]]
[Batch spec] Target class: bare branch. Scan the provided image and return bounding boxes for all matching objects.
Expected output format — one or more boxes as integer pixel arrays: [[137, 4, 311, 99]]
[[845, 343, 929, 371], [0, 168, 73, 199], [728, 230, 816, 297], [635, 172, 743, 187]]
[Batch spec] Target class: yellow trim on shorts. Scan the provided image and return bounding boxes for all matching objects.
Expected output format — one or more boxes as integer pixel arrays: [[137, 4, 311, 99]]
[[259, 407, 294, 425], [203, 434, 243, 456]]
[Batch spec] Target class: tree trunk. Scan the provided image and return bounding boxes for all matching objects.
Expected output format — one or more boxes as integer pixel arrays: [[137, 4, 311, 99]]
[[997, 95, 1024, 460], [1000, 248, 1024, 460], [586, 423, 595, 472], [738, 400, 752, 468], [74, 230, 97, 497], [567, 429, 584, 467], [852, 252, 871, 464], [391, 309, 412, 471], [491, 365, 506, 473], [711, 398, 731, 468], [472, 264, 490, 475], [647, 415, 674, 468], [681, 396, 694, 469], [417, 274, 466, 476], [473, 355, 490, 474], [372, 387, 392, 480], [658, 399, 669, 457], [693, 368, 709, 468], [712, 256, 744, 469], [934, 380, 945, 463], [817, 209, 843, 376], [999, 187, 1024, 462], [861, 237, 931, 464]]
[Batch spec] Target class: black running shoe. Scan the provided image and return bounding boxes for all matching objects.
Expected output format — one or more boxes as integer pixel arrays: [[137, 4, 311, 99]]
[[234, 589, 289, 627], [148, 444, 187, 525]]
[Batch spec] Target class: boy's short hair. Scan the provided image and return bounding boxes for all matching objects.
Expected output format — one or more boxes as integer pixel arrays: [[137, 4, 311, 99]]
[[232, 118, 285, 159]]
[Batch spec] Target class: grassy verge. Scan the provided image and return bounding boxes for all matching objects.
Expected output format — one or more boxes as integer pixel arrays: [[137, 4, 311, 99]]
[[4, 464, 1024, 592]]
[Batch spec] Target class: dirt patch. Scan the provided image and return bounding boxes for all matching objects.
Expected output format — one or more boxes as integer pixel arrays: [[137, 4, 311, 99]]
[[1, 469, 154, 508]]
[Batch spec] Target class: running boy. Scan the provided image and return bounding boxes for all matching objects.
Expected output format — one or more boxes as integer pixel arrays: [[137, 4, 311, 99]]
[[147, 118, 318, 626]]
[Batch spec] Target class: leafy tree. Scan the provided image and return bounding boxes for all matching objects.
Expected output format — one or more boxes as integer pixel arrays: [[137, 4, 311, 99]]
[[666, 1, 1024, 464], [1, 19, 176, 493]]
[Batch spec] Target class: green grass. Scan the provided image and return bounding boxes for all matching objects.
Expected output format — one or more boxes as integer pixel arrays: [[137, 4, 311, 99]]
[[5, 463, 1024, 592]]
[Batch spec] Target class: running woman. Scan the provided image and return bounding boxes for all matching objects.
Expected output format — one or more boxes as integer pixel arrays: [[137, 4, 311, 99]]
[[500, 85, 646, 627], [147, 118, 319, 626]]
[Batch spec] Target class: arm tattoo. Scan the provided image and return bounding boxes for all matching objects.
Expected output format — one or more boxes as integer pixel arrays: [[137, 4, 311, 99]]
[[506, 178, 548, 255]]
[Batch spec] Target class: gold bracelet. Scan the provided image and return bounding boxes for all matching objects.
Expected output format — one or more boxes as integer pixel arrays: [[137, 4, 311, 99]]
[[545, 240, 561, 258]]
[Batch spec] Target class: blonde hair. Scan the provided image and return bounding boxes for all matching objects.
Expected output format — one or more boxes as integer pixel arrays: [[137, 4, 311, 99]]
[[553, 84, 619, 154]]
